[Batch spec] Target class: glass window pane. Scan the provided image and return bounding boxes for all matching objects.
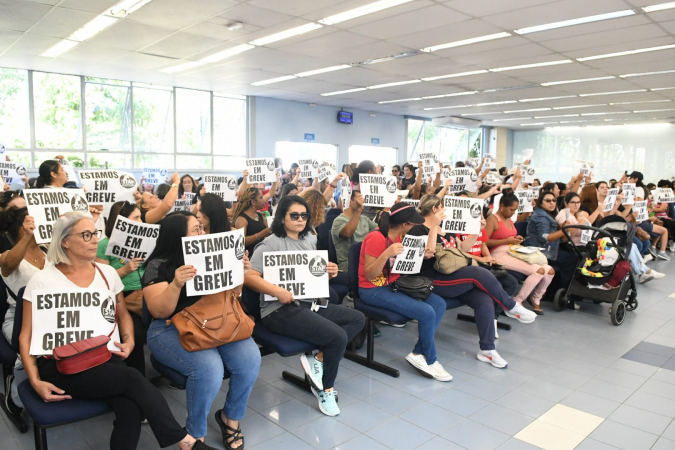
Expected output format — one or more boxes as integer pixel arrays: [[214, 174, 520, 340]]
[[275, 142, 338, 170], [133, 85, 174, 153], [135, 153, 175, 170], [213, 96, 246, 156], [407, 119, 425, 160], [176, 88, 211, 154], [349, 146, 398, 174], [34, 152, 85, 168], [0, 68, 30, 148], [88, 153, 131, 169], [214, 156, 246, 172], [34, 72, 82, 149], [176, 154, 211, 170], [85, 80, 131, 151], [85, 77, 130, 86], [469, 128, 482, 158], [8, 151, 31, 168]]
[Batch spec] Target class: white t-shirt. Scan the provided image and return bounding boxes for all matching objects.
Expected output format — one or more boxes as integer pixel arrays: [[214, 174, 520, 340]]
[[3, 259, 52, 306], [635, 187, 645, 200], [24, 263, 124, 303]]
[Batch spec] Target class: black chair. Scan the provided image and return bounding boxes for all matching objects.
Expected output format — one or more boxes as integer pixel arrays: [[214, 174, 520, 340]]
[[317, 208, 342, 255], [0, 281, 27, 433], [515, 221, 528, 238]]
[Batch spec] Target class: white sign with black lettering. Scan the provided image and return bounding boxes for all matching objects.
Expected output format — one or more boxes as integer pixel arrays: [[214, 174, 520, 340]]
[[486, 171, 501, 185], [171, 198, 190, 213], [580, 229, 593, 245], [442, 196, 483, 234], [78, 170, 137, 219], [419, 152, 440, 175], [263, 250, 329, 301], [0, 143, 4, 154], [317, 163, 337, 183], [515, 190, 533, 213], [246, 158, 276, 183], [184, 192, 196, 204], [182, 228, 245, 296], [528, 186, 541, 200], [519, 164, 536, 183], [0, 161, 27, 184], [576, 160, 594, 177], [30, 288, 120, 356], [448, 168, 478, 194], [57, 159, 79, 184], [142, 168, 168, 185], [392, 235, 426, 274], [401, 198, 420, 208], [657, 188, 675, 203], [622, 183, 635, 205], [604, 188, 620, 212], [483, 155, 496, 170], [359, 174, 398, 208], [466, 158, 481, 169], [299, 159, 319, 178], [105, 216, 159, 261], [340, 179, 352, 210], [26, 188, 90, 244], [634, 201, 648, 222], [203, 175, 237, 202]]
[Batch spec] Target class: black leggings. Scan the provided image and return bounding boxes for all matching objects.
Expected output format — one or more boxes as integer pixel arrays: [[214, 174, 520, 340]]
[[38, 356, 186, 449]]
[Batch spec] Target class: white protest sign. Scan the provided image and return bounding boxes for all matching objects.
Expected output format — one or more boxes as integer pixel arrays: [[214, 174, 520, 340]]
[[263, 250, 329, 301], [246, 158, 276, 183], [448, 168, 478, 194], [392, 234, 426, 274], [340, 179, 352, 210], [401, 198, 420, 208], [0, 143, 4, 155], [442, 196, 483, 234], [634, 201, 648, 222], [171, 198, 190, 213], [182, 228, 246, 296], [419, 152, 440, 175], [576, 160, 594, 177], [203, 174, 237, 202], [657, 188, 675, 203], [515, 191, 533, 213], [317, 162, 337, 183], [359, 174, 398, 208], [78, 170, 137, 219], [30, 288, 120, 356], [466, 157, 481, 169], [266, 215, 274, 227], [603, 188, 620, 212], [483, 155, 496, 170], [25, 188, 89, 244], [0, 162, 27, 184], [57, 158, 79, 184], [105, 216, 159, 261], [299, 159, 319, 178], [142, 168, 168, 186], [441, 168, 452, 182], [184, 192, 196, 204], [519, 164, 536, 184], [486, 172, 501, 185], [622, 183, 635, 205], [580, 229, 593, 245], [528, 186, 541, 201]]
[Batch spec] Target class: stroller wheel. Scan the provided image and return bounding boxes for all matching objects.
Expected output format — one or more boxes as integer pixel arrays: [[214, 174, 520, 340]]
[[626, 291, 638, 311], [553, 289, 568, 312], [611, 300, 626, 326]]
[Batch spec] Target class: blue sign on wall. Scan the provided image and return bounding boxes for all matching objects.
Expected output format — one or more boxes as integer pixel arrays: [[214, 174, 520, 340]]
[[304, 133, 315, 141], [371, 138, 380, 145]]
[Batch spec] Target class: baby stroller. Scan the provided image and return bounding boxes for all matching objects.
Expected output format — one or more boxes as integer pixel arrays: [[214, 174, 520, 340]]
[[553, 215, 638, 325]]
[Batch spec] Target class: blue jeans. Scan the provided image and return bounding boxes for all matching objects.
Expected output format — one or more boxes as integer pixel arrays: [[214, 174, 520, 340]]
[[633, 236, 649, 255], [628, 245, 648, 275], [147, 321, 261, 438], [359, 286, 446, 364]]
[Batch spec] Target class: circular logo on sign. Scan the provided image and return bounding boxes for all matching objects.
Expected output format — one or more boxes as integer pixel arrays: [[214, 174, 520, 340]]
[[418, 245, 425, 257], [330, 163, 336, 171], [266, 160, 276, 171], [15, 165, 26, 176], [589, 162, 595, 169], [70, 194, 88, 212], [470, 203, 482, 219], [159, 169, 167, 177], [312, 160, 319, 169], [119, 174, 136, 189], [101, 296, 116, 323], [227, 178, 237, 190], [309, 256, 327, 277], [235, 235, 245, 260], [386, 179, 397, 193], [470, 171, 478, 182], [433, 155, 439, 164], [0, 143, 5, 154], [527, 168, 535, 176]]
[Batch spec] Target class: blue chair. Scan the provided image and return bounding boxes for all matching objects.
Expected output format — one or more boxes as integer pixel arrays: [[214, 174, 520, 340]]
[[515, 221, 528, 238], [316, 208, 342, 255]]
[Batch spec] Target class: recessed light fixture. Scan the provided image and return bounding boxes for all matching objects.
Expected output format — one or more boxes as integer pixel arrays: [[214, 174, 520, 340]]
[[160, 61, 206, 73], [460, 112, 503, 116], [367, 80, 421, 89], [514, 10, 635, 34], [474, 101, 518, 106], [553, 104, 606, 109], [541, 76, 615, 86], [620, 69, 675, 78], [321, 88, 367, 96], [199, 44, 254, 63], [421, 32, 511, 52], [422, 91, 477, 99], [633, 108, 675, 113], [580, 111, 631, 116], [493, 117, 532, 121], [42, 40, 79, 58], [520, 122, 557, 126], [579, 89, 648, 97], [70, 15, 118, 41], [533, 114, 580, 118], [643, 1, 675, 12], [319, 0, 414, 25], [108, 0, 153, 17], [518, 95, 578, 102], [651, 86, 675, 91], [490, 60, 573, 72], [421, 70, 489, 81], [251, 75, 298, 86], [504, 108, 551, 113], [423, 105, 469, 111], [577, 44, 675, 61], [250, 23, 323, 46], [378, 98, 422, 104], [610, 100, 671, 105], [296, 65, 351, 77]]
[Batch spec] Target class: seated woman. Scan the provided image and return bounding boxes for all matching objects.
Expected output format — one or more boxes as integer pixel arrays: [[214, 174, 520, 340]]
[[35, 159, 68, 188], [245, 195, 365, 417], [410, 195, 536, 368], [486, 193, 554, 314], [196, 193, 230, 235], [20, 212, 215, 450], [95, 201, 147, 375], [138, 172, 180, 224], [232, 187, 273, 258], [358, 202, 451, 381], [143, 211, 260, 449], [558, 193, 604, 249]]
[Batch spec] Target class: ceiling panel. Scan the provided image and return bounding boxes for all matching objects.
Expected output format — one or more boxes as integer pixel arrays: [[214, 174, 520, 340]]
[[107, 52, 178, 70], [529, 15, 651, 42], [385, 19, 505, 49], [304, 0, 435, 28], [183, 22, 262, 41], [450, 43, 555, 66], [0, 29, 21, 53], [59, 0, 120, 14], [248, 0, 346, 17], [443, 0, 559, 17], [209, 3, 295, 29], [0, 0, 52, 32], [57, 42, 132, 64], [431, 35, 531, 59], [277, 30, 376, 57], [128, 0, 239, 30], [580, 48, 675, 70], [311, 66, 411, 86], [0, 53, 53, 70], [563, 36, 675, 59], [540, 24, 667, 53], [5, 32, 62, 56], [141, 32, 224, 59], [31, 7, 97, 39], [322, 41, 413, 64], [88, 20, 176, 51], [512, 68, 614, 83]]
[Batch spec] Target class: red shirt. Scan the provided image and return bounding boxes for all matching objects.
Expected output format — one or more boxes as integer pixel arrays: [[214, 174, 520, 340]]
[[461, 229, 487, 257], [258, 188, 271, 212], [359, 230, 402, 288]]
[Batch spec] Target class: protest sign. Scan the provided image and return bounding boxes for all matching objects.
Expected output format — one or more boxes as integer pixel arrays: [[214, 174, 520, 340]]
[[171, 198, 190, 213], [317, 162, 337, 183], [30, 288, 120, 356], [528, 186, 541, 200], [419, 152, 440, 175], [483, 155, 496, 170], [466, 157, 481, 169], [515, 191, 533, 213], [182, 228, 246, 296], [184, 192, 196, 204], [401, 198, 420, 208], [263, 250, 329, 301], [519, 164, 536, 183], [25, 188, 89, 244], [105, 216, 159, 260], [580, 228, 593, 245], [0, 142, 4, 154], [246, 158, 276, 183], [142, 168, 168, 185], [577, 160, 594, 177], [622, 183, 635, 205], [392, 235, 426, 274], [359, 174, 398, 208], [448, 168, 478, 194], [78, 170, 137, 219], [299, 159, 319, 178], [604, 188, 620, 212], [340, 179, 352, 210], [442, 196, 483, 234], [57, 158, 79, 184], [203, 174, 237, 202], [634, 201, 648, 222], [486, 171, 501, 185], [0, 161, 27, 184], [657, 188, 675, 203]]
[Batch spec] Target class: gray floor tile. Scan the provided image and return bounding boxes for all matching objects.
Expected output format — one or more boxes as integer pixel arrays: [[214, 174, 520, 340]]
[[663, 358, 675, 372], [249, 432, 315, 450], [239, 413, 287, 448], [589, 420, 659, 450], [506, 356, 551, 376], [456, 376, 511, 402], [632, 341, 675, 358], [536, 365, 591, 390], [560, 391, 621, 418], [292, 416, 360, 450], [624, 391, 675, 418], [334, 374, 388, 398], [494, 390, 556, 419], [260, 398, 324, 431], [442, 419, 510, 450], [400, 403, 463, 434], [366, 417, 435, 450], [365, 387, 426, 416], [334, 401, 394, 433], [445, 354, 493, 376], [610, 358, 660, 377], [470, 403, 534, 435], [333, 434, 393, 450], [652, 437, 675, 450], [575, 438, 621, 450], [415, 436, 468, 450], [497, 438, 547, 450], [556, 356, 606, 377], [246, 384, 295, 412], [638, 378, 675, 401], [594, 367, 648, 390], [578, 378, 635, 403], [516, 378, 574, 403], [430, 388, 490, 417], [653, 368, 675, 385], [608, 404, 672, 436], [478, 365, 534, 387], [664, 419, 675, 441], [622, 349, 670, 368]]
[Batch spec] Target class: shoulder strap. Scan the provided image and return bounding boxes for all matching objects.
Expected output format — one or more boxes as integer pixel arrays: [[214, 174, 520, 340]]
[[92, 263, 110, 290]]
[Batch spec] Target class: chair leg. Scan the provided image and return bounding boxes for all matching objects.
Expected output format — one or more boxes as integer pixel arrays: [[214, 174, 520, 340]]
[[1, 368, 28, 433], [281, 371, 312, 393], [456, 313, 512, 331], [344, 318, 400, 378], [33, 422, 48, 450]]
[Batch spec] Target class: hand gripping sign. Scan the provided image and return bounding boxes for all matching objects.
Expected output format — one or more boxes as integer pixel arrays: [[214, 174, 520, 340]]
[[634, 201, 648, 222], [392, 235, 426, 274], [263, 250, 330, 301], [204, 175, 237, 202], [317, 163, 337, 183], [622, 183, 635, 205], [0, 162, 27, 184], [419, 151, 440, 175], [448, 168, 478, 194], [340, 179, 352, 210], [299, 159, 319, 178], [26, 188, 90, 244], [441, 196, 483, 234], [359, 174, 398, 208], [603, 188, 620, 212], [105, 216, 159, 261], [246, 158, 277, 183]]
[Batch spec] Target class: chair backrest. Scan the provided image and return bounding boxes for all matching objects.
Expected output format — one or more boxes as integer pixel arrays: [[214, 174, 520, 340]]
[[317, 208, 342, 252], [348, 242, 363, 300], [515, 221, 528, 238], [11, 287, 25, 352], [241, 287, 262, 323], [0, 277, 8, 324], [141, 298, 153, 329], [327, 232, 338, 264]]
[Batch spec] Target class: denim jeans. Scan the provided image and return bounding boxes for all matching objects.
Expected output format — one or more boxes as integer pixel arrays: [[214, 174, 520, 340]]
[[147, 321, 261, 438], [359, 286, 446, 365], [548, 246, 580, 291], [633, 236, 649, 256], [628, 245, 648, 275]]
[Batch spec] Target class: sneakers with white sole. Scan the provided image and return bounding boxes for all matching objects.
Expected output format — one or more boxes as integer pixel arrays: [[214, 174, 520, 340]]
[[657, 250, 671, 261], [477, 350, 508, 369], [669, 241, 675, 252], [639, 272, 655, 284], [300, 354, 324, 391], [379, 321, 406, 327], [643, 254, 653, 263], [648, 246, 658, 257], [428, 361, 453, 382], [317, 390, 340, 416], [504, 302, 537, 324], [494, 319, 499, 339], [405, 352, 432, 378], [651, 269, 665, 279]]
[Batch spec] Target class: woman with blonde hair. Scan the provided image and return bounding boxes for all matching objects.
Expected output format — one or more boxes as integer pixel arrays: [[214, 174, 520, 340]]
[[232, 187, 271, 258], [299, 189, 326, 234]]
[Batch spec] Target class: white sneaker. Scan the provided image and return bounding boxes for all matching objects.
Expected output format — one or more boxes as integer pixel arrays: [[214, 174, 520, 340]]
[[639, 272, 655, 284], [669, 242, 675, 252], [657, 250, 671, 261], [494, 319, 499, 339], [650, 270, 665, 279], [477, 350, 508, 369], [428, 361, 453, 382], [505, 303, 537, 323], [379, 321, 406, 328], [405, 353, 435, 379], [643, 254, 653, 263]]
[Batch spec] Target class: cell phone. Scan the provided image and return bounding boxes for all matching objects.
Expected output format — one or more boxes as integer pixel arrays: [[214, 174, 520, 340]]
[[315, 298, 329, 308]]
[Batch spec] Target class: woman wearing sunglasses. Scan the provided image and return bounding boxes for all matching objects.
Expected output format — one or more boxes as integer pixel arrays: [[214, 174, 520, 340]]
[[245, 195, 365, 417]]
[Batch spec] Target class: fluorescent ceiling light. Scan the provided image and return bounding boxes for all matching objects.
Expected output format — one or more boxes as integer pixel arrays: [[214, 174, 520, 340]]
[[41, 39, 79, 57], [493, 117, 532, 121], [581, 111, 631, 116], [474, 101, 518, 106], [620, 69, 675, 78], [367, 80, 421, 89], [160, 61, 205, 73], [70, 15, 118, 41], [520, 122, 556, 126], [559, 120, 589, 124], [553, 104, 606, 109], [610, 99, 671, 105], [541, 76, 615, 86], [199, 44, 254, 63], [651, 86, 675, 91], [519, 95, 578, 102], [421, 70, 489, 81], [421, 32, 511, 53], [321, 88, 367, 96], [504, 108, 551, 113], [108, 0, 153, 17], [534, 114, 580, 118], [633, 108, 675, 113], [251, 75, 297, 86], [643, 2, 675, 12], [577, 44, 675, 61], [424, 105, 469, 111], [250, 23, 323, 46], [319, 0, 413, 25], [460, 112, 503, 116], [422, 91, 477, 99], [579, 89, 647, 97], [514, 10, 634, 34], [490, 60, 572, 72], [378, 98, 422, 104], [296, 65, 351, 77]]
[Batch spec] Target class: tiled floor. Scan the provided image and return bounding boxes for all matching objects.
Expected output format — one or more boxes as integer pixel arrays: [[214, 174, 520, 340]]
[[4, 257, 675, 449]]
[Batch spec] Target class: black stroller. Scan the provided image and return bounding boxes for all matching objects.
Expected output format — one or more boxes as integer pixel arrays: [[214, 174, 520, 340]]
[[553, 215, 638, 325]]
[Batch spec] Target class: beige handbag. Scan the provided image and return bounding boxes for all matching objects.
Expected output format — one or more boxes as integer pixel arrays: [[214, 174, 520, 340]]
[[433, 243, 477, 275], [509, 245, 548, 265]]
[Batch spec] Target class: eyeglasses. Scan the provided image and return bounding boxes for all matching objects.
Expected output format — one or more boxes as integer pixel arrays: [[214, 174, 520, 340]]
[[543, 199, 556, 203], [392, 170, 400, 173], [568, 201, 580, 205], [288, 212, 310, 221], [68, 230, 102, 242]]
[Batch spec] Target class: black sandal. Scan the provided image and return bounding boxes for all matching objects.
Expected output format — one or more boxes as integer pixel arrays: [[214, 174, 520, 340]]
[[215, 410, 244, 450]]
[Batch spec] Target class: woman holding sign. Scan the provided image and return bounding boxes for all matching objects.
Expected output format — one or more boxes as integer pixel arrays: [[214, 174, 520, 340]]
[[138, 172, 180, 224], [232, 187, 272, 258], [19, 212, 217, 450], [35, 160, 68, 188]]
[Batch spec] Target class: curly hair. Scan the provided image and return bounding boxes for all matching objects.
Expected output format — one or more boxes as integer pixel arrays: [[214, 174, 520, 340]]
[[299, 189, 326, 228], [0, 206, 28, 242]]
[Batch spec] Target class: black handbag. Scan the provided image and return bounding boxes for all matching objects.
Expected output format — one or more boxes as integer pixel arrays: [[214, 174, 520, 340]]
[[477, 262, 509, 279], [391, 276, 434, 301]]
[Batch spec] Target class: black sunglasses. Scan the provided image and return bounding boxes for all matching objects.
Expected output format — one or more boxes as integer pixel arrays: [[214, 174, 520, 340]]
[[288, 212, 310, 221]]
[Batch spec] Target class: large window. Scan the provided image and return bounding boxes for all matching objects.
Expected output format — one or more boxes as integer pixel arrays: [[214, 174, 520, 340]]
[[0, 68, 30, 148], [176, 88, 211, 155], [85, 78, 131, 152], [407, 119, 482, 164], [275, 141, 338, 171], [34, 72, 82, 149], [348, 145, 398, 174], [214, 94, 246, 156], [133, 83, 174, 153]]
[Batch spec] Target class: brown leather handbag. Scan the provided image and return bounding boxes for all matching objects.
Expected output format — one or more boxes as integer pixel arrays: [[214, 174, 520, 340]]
[[168, 290, 254, 352]]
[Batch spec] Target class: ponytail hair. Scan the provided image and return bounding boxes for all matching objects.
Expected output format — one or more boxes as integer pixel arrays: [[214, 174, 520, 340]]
[[351, 160, 376, 183], [36, 160, 60, 188], [376, 202, 410, 238], [499, 193, 519, 209]]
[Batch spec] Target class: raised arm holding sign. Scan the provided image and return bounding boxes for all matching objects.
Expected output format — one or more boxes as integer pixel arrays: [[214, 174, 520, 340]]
[[448, 168, 478, 194], [25, 188, 90, 244], [142, 168, 168, 185], [203, 175, 237, 202], [78, 169, 137, 220], [246, 158, 276, 183], [442, 196, 483, 234], [603, 188, 620, 212], [105, 216, 159, 261], [359, 174, 398, 208]]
